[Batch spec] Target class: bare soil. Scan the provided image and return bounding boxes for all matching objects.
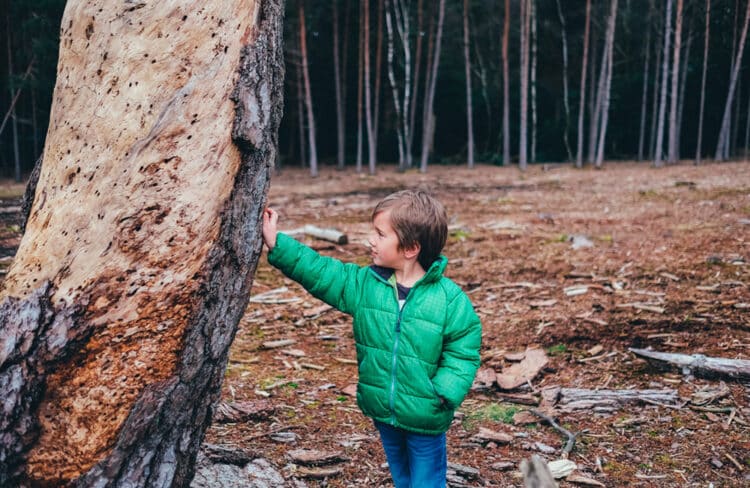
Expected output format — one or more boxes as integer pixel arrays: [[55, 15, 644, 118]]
[[210, 162, 750, 487], [2, 162, 748, 486]]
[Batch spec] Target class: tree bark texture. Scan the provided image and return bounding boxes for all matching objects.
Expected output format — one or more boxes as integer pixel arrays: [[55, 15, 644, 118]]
[[0, 1, 285, 486]]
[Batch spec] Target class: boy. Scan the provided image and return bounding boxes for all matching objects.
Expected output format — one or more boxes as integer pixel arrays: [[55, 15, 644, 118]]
[[262, 189, 481, 488]]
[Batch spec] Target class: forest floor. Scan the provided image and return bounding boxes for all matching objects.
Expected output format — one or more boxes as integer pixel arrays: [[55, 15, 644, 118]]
[[1, 161, 749, 486]]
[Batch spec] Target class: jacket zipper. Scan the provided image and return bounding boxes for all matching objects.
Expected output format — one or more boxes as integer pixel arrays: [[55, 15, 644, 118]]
[[388, 281, 411, 423]]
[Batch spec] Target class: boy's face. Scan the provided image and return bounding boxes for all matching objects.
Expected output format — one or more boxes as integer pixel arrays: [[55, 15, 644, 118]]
[[369, 210, 409, 269]]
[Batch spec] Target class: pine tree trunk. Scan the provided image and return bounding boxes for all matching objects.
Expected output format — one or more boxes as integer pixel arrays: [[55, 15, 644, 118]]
[[0, 1, 284, 485], [695, 0, 710, 165], [333, 0, 346, 169], [5, 21, 21, 182], [419, 0, 446, 173], [667, 0, 683, 164], [364, 0, 377, 174], [297, 43, 307, 168], [637, 5, 652, 162], [299, 1, 319, 177], [502, 0, 511, 166], [407, 0, 424, 169], [654, 0, 673, 167], [715, 0, 750, 161], [356, 0, 364, 173], [373, 0, 384, 147], [676, 27, 692, 159], [595, 0, 618, 168], [556, 0, 573, 162], [518, 0, 530, 171], [530, 0, 537, 164], [649, 23, 663, 161], [575, 0, 591, 168], [463, 0, 474, 168], [385, 0, 405, 168]]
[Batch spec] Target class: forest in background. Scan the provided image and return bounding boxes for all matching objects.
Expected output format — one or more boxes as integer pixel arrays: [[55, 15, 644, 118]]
[[2, 0, 750, 180]]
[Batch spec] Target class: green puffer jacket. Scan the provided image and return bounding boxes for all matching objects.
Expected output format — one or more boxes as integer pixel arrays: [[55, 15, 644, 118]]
[[268, 233, 482, 435]]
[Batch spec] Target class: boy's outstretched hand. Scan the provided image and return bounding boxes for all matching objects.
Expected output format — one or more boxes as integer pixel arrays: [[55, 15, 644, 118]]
[[262, 208, 279, 250]]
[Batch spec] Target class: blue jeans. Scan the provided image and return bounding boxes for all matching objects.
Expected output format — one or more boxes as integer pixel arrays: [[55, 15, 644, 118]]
[[374, 420, 447, 488]]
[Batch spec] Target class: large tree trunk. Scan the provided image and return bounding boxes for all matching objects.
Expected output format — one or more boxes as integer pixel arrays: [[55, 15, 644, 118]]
[[575, 0, 591, 168], [695, 0, 710, 165], [0, 1, 285, 486]]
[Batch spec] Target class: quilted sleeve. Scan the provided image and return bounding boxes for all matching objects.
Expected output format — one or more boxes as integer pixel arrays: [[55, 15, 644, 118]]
[[267, 233, 364, 315]]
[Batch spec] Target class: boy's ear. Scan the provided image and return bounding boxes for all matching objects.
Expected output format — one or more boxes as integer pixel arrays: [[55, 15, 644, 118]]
[[402, 243, 421, 259]]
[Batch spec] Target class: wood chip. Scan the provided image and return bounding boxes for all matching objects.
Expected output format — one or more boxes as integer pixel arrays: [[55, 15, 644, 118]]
[[262, 339, 297, 349], [567, 474, 606, 486], [564, 285, 589, 296], [529, 299, 558, 308], [296, 466, 343, 478], [548, 459, 577, 478], [334, 357, 357, 365], [281, 348, 306, 357], [300, 362, 325, 371]]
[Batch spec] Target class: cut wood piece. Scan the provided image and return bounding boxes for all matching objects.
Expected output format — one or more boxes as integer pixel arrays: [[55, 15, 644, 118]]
[[287, 448, 348, 466], [288, 225, 348, 244], [0, 1, 285, 485], [541, 386, 681, 412], [296, 466, 343, 479], [497, 348, 549, 390], [630, 348, 750, 381]]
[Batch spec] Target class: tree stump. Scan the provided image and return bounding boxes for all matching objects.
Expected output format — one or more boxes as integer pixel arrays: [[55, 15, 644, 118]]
[[0, 0, 284, 486]]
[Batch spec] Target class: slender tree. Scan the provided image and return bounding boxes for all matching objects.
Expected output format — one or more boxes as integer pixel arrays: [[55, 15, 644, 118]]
[[667, 0, 684, 164], [556, 0, 573, 162], [695, 0, 710, 165], [575, 0, 592, 168], [373, 0, 384, 148], [530, 0, 538, 163], [595, 0, 619, 168], [407, 0, 424, 169], [649, 20, 663, 161], [333, 0, 345, 169], [654, 0, 673, 167], [364, 0, 376, 174], [299, 0, 318, 176], [419, 0, 446, 172], [519, 0, 531, 171], [502, 0, 511, 166], [716, 0, 750, 161], [637, 2, 653, 161], [463, 0, 475, 168], [356, 0, 364, 173], [676, 24, 693, 157]]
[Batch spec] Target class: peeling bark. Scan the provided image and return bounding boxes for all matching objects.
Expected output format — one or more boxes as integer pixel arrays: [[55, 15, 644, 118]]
[[0, 1, 285, 486]]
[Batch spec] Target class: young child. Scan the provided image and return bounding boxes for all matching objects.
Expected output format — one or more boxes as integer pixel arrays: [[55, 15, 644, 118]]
[[262, 189, 482, 488]]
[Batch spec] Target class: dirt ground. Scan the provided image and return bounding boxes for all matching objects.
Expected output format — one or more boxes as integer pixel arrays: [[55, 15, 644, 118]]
[[1, 161, 748, 486], [208, 161, 750, 487]]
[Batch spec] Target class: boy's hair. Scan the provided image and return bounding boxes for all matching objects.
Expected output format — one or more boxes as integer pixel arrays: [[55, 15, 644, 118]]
[[372, 189, 448, 270]]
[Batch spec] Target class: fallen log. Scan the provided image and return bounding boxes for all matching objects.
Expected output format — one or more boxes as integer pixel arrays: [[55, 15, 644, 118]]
[[629, 348, 750, 381], [541, 387, 681, 412]]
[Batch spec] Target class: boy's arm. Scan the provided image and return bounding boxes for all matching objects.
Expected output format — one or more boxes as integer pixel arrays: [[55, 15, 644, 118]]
[[268, 233, 363, 315], [431, 291, 482, 409]]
